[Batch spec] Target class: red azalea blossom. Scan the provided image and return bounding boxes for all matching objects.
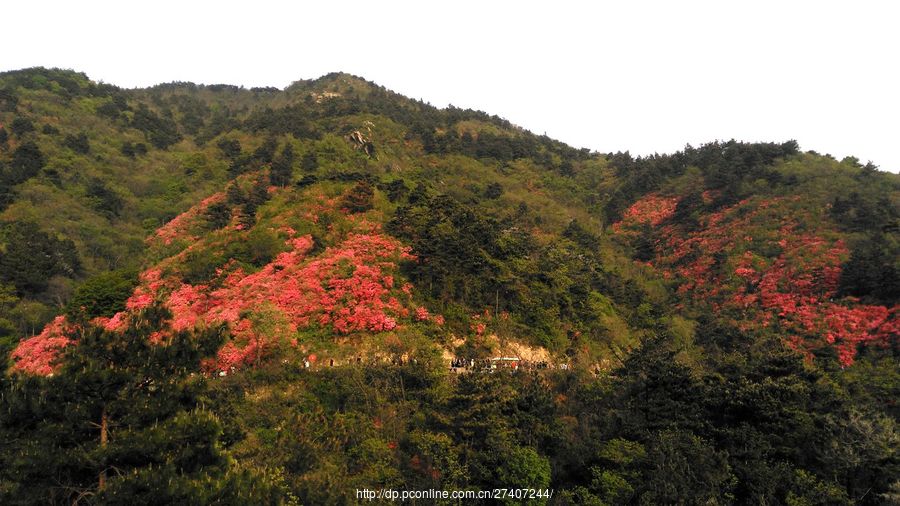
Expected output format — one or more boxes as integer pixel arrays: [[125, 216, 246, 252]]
[[10, 316, 74, 375], [12, 228, 424, 375], [150, 192, 225, 246], [611, 194, 680, 234], [615, 194, 898, 366]]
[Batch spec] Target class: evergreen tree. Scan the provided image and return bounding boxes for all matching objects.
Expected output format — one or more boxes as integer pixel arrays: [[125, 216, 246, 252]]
[[838, 234, 900, 304], [270, 143, 294, 187], [131, 104, 181, 149], [484, 182, 503, 199], [300, 151, 318, 172], [379, 179, 408, 203], [253, 137, 278, 165], [248, 174, 270, 208], [217, 138, 242, 160], [226, 182, 246, 207], [10, 117, 35, 137], [341, 180, 374, 213], [120, 141, 136, 158], [10, 141, 45, 183], [0, 221, 81, 296], [204, 200, 232, 230], [0, 305, 292, 504], [63, 132, 91, 154]]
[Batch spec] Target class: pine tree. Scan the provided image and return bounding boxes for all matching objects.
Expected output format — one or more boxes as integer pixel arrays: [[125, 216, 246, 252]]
[[0, 305, 292, 504], [253, 137, 277, 165], [204, 201, 232, 230], [300, 151, 318, 172], [270, 144, 294, 187], [226, 182, 246, 207], [341, 181, 374, 213]]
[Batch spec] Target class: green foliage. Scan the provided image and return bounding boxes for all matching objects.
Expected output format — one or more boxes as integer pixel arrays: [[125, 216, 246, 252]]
[[300, 151, 318, 171], [10, 117, 34, 137], [9, 140, 45, 183], [378, 178, 408, 202], [341, 180, 374, 213], [496, 446, 551, 493], [204, 200, 232, 230], [62, 132, 90, 154], [217, 137, 242, 160], [0, 306, 294, 504], [253, 136, 278, 165], [181, 248, 225, 284], [388, 193, 503, 304], [120, 141, 146, 158], [484, 181, 503, 199], [563, 219, 600, 250], [270, 142, 294, 187], [296, 174, 317, 188], [639, 430, 734, 504], [838, 234, 900, 304], [226, 227, 285, 267], [0, 87, 17, 111], [96, 95, 130, 121], [830, 191, 898, 234], [240, 174, 271, 226], [604, 140, 799, 222], [786, 469, 851, 506], [85, 178, 124, 217], [245, 105, 320, 139], [65, 268, 138, 319], [631, 224, 657, 262], [131, 103, 182, 149], [0, 67, 898, 504], [0, 221, 81, 296]]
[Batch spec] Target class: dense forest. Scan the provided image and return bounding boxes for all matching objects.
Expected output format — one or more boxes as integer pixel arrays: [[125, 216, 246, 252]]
[[0, 68, 897, 504]]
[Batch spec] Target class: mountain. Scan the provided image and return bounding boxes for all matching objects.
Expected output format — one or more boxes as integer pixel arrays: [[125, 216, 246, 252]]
[[0, 67, 897, 504]]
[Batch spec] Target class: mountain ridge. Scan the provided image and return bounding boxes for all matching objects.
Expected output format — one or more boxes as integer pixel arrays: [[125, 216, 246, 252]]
[[0, 66, 898, 504]]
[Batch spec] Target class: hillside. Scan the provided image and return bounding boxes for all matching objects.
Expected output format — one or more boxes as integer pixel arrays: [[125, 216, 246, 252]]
[[608, 145, 899, 367], [0, 68, 898, 504]]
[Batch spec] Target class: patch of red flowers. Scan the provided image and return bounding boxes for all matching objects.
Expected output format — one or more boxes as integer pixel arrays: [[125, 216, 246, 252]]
[[611, 194, 679, 234], [9, 316, 74, 375], [614, 194, 898, 366], [150, 193, 225, 246], [11, 227, 440, 374]]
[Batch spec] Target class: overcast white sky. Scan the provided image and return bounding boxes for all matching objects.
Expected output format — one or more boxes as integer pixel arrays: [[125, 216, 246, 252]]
[[4, 1, 898, 171]]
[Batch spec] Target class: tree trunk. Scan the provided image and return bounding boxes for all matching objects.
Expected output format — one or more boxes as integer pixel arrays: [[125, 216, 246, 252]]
[[99, 405, 108, 491], [495, 289, 499, 320]]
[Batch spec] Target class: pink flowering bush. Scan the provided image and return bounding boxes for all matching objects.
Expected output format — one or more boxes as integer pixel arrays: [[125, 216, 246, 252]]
[[611, 194, 679, 234], [150, 193, 225, 246], [10, 316, 74, 375], [11, 227, 431, 374], [614, 194, 898, 366]]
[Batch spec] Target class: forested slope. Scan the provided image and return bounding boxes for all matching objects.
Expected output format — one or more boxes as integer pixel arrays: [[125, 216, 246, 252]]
[[0, 68, 897, 504]]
